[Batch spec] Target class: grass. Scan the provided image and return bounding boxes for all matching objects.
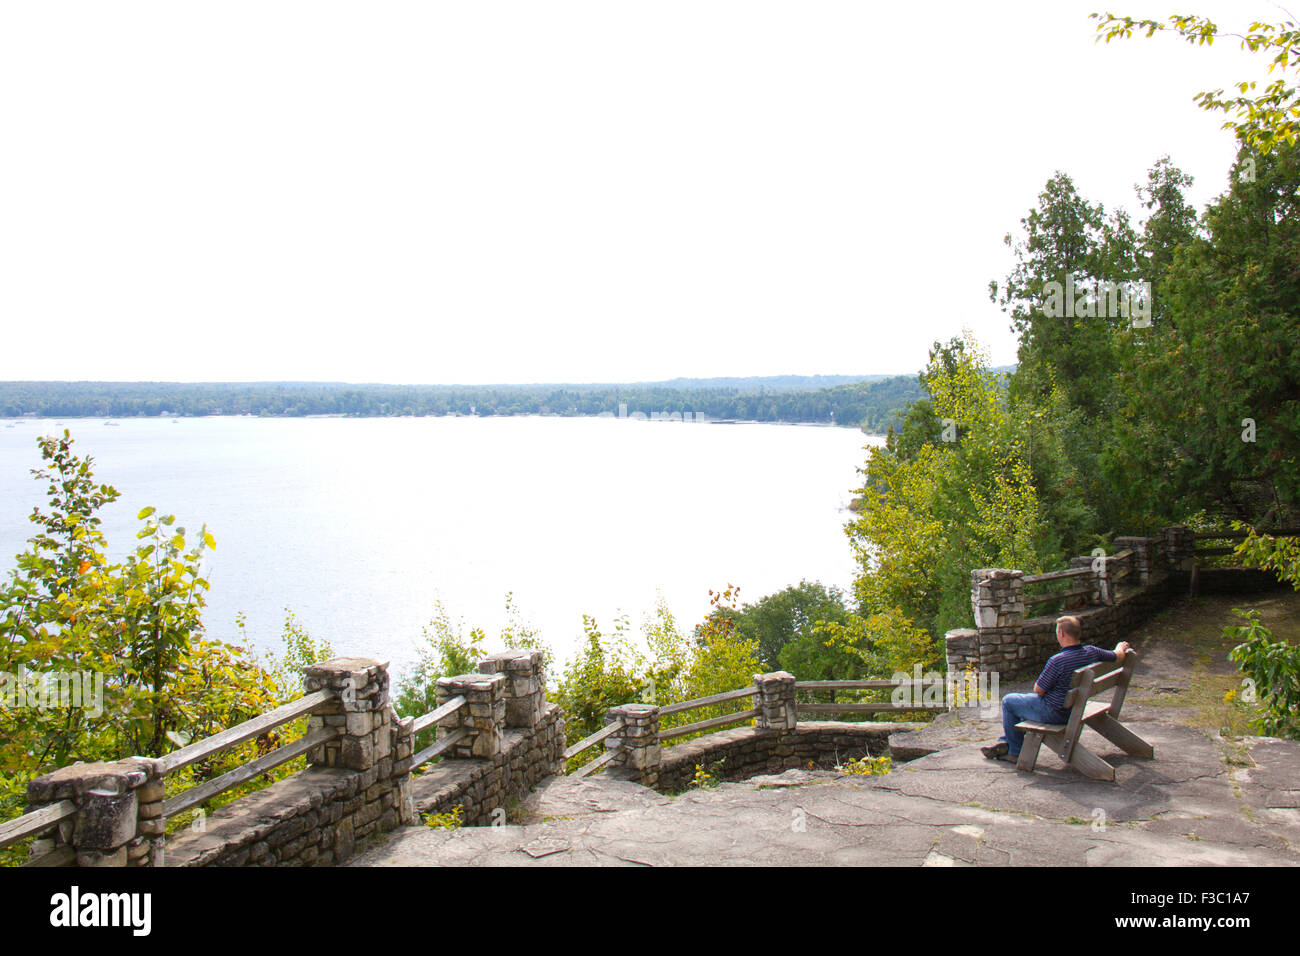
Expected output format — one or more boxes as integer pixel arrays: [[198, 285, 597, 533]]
[[1124, 590, 1300, 736]]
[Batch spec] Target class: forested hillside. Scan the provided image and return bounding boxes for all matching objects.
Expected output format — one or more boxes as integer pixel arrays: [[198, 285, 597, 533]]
[[0, 374, 925, 432]]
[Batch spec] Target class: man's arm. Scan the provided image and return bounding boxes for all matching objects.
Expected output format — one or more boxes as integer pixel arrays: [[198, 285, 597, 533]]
[[1113, 641, 1132, 663], [1032, 657, 1059, 697]]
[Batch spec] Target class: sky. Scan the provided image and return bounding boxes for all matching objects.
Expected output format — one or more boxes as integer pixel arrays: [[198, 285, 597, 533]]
[[0, 1, 1285, 384]]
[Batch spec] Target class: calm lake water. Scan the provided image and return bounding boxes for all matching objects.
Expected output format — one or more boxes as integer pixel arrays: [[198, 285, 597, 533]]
[[0, 416, 881, 678]]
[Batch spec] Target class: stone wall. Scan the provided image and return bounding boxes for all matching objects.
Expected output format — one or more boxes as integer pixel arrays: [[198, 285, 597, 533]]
[[652, 722, 901, 794], [163, 657, 415, 866], [944, 526, 1288, 682], [21, 652, 563, 867], [410, 702, 565, 825]]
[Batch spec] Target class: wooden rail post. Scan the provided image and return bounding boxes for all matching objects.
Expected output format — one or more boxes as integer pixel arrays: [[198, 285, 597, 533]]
[[604, 703, 660, 788], [25, 758, 155, 867], [435, 672, 506, 759], [754, 671, 797, 732]]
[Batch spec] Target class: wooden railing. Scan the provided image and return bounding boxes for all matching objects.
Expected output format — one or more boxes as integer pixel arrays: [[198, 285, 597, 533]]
[[409, 695, 468, 772], [562, 687, 761, 778], [1022, 567, 1094, 609], [562, 674, 955, 779], [794, 680, 948, 715], [0, 687, 341, 864], [0, 799, 78, 867], [563, 719, 627, 778], [658, 687, 758, 740], [158, 688, 339, 821], [1020, 548, 1136, 610]]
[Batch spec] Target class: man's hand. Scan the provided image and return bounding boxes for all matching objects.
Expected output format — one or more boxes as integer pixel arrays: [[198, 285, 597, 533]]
[[1114, 641, 1132, 662]]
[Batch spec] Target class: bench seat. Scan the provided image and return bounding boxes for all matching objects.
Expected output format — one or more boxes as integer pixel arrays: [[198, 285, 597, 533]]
[[1011, 654, 1152, 780], [1015, 700, 1112, 734]]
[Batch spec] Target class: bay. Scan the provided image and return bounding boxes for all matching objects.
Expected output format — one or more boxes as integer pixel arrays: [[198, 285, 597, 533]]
[[0, 416, 881, 677]]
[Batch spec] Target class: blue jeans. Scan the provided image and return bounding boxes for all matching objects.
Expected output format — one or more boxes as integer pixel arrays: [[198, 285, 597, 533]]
[[999, 693, 1068, 756]]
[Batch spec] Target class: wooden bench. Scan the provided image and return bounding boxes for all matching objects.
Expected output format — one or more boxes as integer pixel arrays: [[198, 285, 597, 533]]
[[1014, 650, 1153, 781]]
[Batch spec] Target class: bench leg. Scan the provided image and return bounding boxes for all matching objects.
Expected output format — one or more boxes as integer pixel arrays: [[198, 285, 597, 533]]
[[1066, 742, 1116, 782], [1016, 731, 1044, 772], [1088, 714, 1154, 759]]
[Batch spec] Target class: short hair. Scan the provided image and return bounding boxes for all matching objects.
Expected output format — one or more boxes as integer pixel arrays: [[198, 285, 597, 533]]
[[1057, 616, 1082, 640]]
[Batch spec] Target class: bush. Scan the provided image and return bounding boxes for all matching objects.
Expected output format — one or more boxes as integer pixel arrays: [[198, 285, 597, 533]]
[[1226, 609, 1300, 740]]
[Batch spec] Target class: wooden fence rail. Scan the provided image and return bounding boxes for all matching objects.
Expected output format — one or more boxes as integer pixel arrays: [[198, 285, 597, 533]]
[[2, 688, 343, 865], [408, 695, 469, 772], [0, 799, 77, 854], [659, 707, 760, 740], [793, 678, 949, 714], [156, 688, 341, 822], [563, 719, 625, 761]]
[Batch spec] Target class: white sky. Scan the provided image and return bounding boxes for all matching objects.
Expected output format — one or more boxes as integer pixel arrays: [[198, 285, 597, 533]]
[[0, 1, 1284, 384]]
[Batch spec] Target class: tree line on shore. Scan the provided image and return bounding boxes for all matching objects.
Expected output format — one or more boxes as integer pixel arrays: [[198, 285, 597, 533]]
[[0, 375, 925, 433]]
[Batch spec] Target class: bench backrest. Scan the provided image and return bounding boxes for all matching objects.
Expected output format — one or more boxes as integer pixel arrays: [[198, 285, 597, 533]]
[[1058, 650, 1139, 762]]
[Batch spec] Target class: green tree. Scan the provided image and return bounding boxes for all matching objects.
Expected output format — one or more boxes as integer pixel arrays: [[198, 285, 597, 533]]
[[1094, 13, 1300, 153], [700, 580, 852, 673], [1119, 143, 1300, 522], [0, 432, 301, 861], [847, 336, 1064, 639]]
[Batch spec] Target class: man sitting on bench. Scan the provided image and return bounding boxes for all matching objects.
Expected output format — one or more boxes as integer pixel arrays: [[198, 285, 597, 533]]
[[981, 615, 1132, 762]]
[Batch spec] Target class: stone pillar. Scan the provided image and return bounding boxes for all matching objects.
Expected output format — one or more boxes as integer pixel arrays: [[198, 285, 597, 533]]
[[1114, 536, 1155, 586], [435, 672, 506, 759], [132, 759, 167, 866], [970, 569, 1027, 674], [944, 628, 979, 676], [753, 671, 797, 731], [971, 569, 1025, 628], [25, 759, 154, 867], [303, 657, 394, 773], [478, 649, 545, 728], [1161, 526, 1195, 572], [604, 703, 660, 787]]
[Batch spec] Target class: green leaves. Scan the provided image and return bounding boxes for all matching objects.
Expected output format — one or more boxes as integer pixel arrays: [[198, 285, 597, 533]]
[[1, 432, 294, 856], [848, 334, 1064, 640], [1226, 608, 1300, 739], [1093, 12, 1300, 152]]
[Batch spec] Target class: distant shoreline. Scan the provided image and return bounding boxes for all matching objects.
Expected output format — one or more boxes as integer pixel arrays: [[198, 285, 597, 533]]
[[2, 412, 887, 438]]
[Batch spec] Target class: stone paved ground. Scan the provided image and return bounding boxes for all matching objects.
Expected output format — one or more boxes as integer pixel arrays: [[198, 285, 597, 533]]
[[352, 593, 1300, 867]]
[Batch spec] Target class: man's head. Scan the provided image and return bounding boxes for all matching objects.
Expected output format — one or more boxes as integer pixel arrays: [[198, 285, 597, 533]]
[[1056, 615, 1082, 646]]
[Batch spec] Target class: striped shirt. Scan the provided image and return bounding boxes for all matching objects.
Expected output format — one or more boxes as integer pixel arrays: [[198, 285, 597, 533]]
[[1036, 644, 1118, 715]]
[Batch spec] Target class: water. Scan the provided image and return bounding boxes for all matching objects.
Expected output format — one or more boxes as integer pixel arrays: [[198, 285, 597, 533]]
[[0, 416, 880, 677]]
